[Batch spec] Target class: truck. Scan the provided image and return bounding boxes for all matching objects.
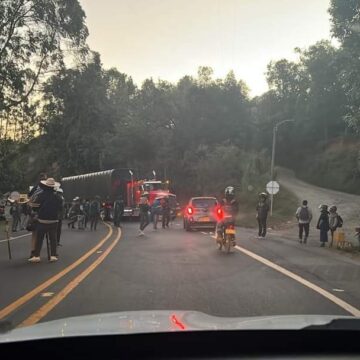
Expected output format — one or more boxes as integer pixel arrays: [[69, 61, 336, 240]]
[[61, 169, 178, 220]]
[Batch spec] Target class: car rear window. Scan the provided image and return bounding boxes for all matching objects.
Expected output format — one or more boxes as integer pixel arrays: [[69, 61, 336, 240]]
[[192, 198, 217, 208]]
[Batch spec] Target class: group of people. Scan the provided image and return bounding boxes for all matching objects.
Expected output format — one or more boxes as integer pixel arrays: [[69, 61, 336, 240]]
[[254, 192, 344, 247], [138, 192, 171, 236], [66, 197, 103, 231]]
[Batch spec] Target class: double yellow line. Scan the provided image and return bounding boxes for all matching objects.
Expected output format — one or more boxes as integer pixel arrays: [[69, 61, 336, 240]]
[[0, 223, 121, 326]]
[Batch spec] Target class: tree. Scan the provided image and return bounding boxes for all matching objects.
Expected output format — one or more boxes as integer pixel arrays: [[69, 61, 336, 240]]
[[329, 0, 360, 132], [0, 0, 88, 114]]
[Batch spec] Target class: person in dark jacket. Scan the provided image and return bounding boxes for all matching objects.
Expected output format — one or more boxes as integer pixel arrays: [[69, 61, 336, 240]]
[[317, 204, 330, 247], [29, 178, 61, 263], [161, 197, 171, 229], [89, 197, 101, 231], [256, 192, 270, 238], [139, 193, 150, 236], [113, 197, 124, 228]]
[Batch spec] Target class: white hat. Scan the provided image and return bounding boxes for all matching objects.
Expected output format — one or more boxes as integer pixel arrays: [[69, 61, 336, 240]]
[[40, 178, 60, 188]]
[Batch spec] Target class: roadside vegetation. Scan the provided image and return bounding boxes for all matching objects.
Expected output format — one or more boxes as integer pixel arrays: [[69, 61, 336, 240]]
[[0, 1, 359, 224]]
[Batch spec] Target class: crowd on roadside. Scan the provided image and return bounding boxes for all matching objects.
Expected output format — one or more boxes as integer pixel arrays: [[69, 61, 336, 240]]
[[255, 192, 345, 248]]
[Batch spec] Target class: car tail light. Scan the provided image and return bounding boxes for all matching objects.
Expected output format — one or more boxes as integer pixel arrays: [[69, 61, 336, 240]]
[[187, 206, 193, 215]]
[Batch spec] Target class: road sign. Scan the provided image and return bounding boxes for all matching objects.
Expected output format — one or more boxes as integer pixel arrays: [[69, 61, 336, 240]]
[[266, 181, 280, 195]]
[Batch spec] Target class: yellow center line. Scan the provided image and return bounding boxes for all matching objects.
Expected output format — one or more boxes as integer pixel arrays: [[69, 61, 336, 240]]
[[19, 227, 121, 327], [234, 245, 360, 317], [0, 223, 113, 320]]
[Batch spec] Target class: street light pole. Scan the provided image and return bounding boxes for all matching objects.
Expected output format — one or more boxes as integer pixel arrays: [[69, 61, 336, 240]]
[[270, 119, 295, 215], [129, 170, 134, 206]]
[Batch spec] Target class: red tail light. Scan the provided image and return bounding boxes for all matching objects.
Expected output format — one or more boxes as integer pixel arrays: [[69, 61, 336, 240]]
[[216, 207, 223, 220], [187, 206, 193, 215]]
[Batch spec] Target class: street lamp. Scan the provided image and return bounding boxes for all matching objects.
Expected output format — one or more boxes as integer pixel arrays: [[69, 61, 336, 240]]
[[270, 119, 295, 215], [129, 170, 134, 206]]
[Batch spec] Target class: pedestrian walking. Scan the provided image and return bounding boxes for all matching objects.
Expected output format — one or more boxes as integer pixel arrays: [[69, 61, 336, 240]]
[[256, 192, 270, 238], [29, 178, 61, 263], [113, 197, 124, 228], [316, 204, 330, 247], [139, 193, 150, 236], [89, 196, 101, 231], [55, 188, 65, 246], [151, 197, 162, 230], [329, 205, 343, 247], [295, 200, 312, 244], [161, 196, 171, 229], [10, 199, 21, 232]]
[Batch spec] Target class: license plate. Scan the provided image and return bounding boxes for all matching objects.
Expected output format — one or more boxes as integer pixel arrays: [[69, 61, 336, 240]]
[[200, 217, 210, 222], [225, 229, 236, 235]]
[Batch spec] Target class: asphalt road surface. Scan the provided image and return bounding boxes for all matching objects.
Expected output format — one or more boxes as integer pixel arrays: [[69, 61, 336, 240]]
[[1, 219, 360, 329]]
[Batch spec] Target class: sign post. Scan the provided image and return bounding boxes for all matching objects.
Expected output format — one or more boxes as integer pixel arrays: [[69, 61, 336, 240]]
[[266, 181, 280, 216]]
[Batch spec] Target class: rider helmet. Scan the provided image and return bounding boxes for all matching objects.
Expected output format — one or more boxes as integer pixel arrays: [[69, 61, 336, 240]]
[[225, 186, 235, 200]]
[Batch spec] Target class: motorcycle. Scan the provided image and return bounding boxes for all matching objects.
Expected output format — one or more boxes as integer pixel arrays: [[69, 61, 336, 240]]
[[217, 219, 236, 253]]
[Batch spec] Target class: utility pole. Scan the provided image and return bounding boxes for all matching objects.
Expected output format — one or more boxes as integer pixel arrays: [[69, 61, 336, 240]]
[[270, 119, 295, 215]]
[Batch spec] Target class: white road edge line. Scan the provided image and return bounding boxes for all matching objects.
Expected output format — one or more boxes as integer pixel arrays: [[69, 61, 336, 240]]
[[234, 245, 360, 317], [0, 233, 31, 243]]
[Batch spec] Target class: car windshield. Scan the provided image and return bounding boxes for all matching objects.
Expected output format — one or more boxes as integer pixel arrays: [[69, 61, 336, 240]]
[[1, 0, 360, 339], [192, 199, 217, 208]]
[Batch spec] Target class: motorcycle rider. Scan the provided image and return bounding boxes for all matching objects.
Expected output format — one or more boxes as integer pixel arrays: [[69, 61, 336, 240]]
[[216, 186, 239, 246]]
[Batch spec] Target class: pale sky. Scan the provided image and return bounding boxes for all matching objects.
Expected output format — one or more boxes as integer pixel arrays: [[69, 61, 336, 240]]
[[79, 0, 333, 96]]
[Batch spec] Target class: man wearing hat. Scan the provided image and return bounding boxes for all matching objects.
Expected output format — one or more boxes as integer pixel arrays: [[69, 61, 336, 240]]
[[29, 178, 62, 263]]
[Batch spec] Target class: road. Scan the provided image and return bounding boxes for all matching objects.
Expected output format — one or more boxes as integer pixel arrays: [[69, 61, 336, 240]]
[[1, 218, 360, 329]]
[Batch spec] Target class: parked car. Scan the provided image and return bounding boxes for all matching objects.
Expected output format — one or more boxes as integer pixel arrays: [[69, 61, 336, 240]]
[[183, 197, 219, 231]]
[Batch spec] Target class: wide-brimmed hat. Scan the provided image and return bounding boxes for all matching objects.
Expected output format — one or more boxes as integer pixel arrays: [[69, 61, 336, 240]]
[[19, 196, 29, 204], [40, 178, 60, 188]]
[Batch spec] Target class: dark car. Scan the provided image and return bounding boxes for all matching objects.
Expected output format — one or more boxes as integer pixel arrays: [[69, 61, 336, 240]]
[[183, 197, 219, 231]]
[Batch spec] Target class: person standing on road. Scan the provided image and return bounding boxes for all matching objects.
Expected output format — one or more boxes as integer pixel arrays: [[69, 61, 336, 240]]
[[89, 196, 101, 231], [295, 200, 312, 244], [256, 193, 270, 238], [10, 199, 21, 232], [20, 198, 30, 230], [161, 196, 171, 229], [139, 193, 150, 236], [316, 204, 330, 247], [83, 199, 90, 229], [68, 197, 81, 229], [29, 178, 61, 263], [55, 188, 65, 246], [151, 197, 162, 230], [329, 205, 343, 247], [113, 197, 124, 228], [27, 172, 47, 258]]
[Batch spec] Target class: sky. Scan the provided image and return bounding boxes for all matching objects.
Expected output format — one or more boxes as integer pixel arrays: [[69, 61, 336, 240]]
[[79, 0, 333, 96]]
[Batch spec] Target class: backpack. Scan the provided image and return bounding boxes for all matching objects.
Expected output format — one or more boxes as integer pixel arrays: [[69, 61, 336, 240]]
[[337, 215, 343, 228], [299, 207, 310, 222]]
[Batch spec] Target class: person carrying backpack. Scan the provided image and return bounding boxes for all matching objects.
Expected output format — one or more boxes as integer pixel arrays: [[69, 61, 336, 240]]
[[295, 200, 312, 244], [329, 205, 343, 247], [317, 204, 330, 247]]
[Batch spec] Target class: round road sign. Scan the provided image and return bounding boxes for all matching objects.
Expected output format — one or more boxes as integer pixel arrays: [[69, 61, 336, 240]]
[[266, 181, 280, 195]]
